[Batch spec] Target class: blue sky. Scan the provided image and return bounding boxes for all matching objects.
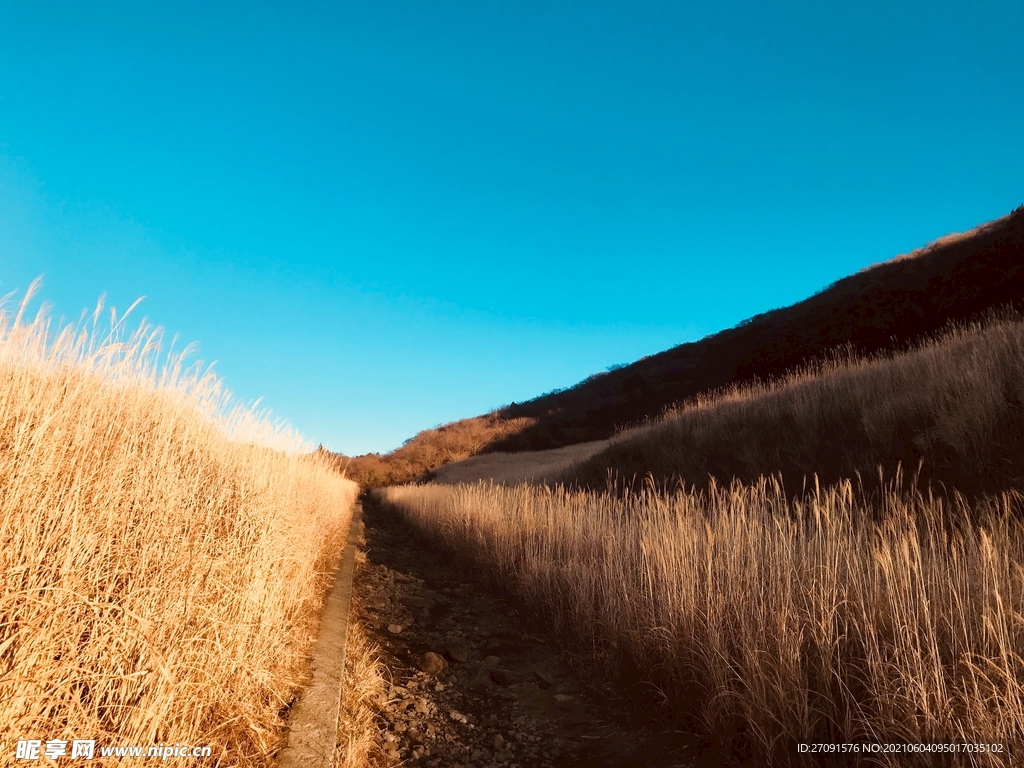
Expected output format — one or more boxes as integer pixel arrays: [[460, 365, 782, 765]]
[[1, 1, 1022, 454]]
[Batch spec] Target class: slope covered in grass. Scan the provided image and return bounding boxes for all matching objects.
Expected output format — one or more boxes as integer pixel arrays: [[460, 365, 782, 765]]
[[335, 413, 535, 487], [386, 300, 1024, 763], [0, 288, 359, 766], [567, 315, 1024, 496]]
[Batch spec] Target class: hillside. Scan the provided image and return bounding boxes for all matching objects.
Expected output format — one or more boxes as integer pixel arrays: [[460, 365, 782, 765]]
[[339, 204, 1024, 486], [566, 313, 1024, 497], [336, 413, 535, 486], [427, 439, 611, 486]]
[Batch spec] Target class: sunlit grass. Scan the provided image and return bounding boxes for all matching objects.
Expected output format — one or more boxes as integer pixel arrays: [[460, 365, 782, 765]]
[[383, 308, 1024, 764], [0, 284, 360, 765]]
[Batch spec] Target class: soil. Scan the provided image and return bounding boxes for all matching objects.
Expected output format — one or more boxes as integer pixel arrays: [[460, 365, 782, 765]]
[[351, 496, 728, 768]]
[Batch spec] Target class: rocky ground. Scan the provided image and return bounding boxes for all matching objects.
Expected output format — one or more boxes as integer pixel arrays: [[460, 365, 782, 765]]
[[349, 496, 721, 768]]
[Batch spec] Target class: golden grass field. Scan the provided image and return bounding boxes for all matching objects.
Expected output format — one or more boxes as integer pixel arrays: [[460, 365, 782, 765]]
[[0, 286, 369, 766], [382, 318, 1024, 765], [7, 273, 1023, 766]]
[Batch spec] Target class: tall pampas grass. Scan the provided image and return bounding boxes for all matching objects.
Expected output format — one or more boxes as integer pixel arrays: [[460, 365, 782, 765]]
[[379, 478, 1024, 765], [0, 283, 359, 765]]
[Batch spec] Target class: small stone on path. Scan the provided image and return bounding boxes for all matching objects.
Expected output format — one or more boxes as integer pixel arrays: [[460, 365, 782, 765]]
[[446, 639, 471, 662], [418, 651, 448, 676]]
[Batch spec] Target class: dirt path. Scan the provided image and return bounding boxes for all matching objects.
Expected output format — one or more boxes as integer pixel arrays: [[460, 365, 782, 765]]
[[351, 496, 712, 768]]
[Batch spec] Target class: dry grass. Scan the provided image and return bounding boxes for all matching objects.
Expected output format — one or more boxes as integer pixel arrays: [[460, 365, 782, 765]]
[[333, 588, 387, 768], [569, 316, 1024, 497], [378, 477, 1024, 765], [0, 286, 361, 765]]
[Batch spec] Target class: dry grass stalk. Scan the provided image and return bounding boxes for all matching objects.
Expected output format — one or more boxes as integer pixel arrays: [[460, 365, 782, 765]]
[[0, 286, 359, 765], [378, 479, 1024, 764]]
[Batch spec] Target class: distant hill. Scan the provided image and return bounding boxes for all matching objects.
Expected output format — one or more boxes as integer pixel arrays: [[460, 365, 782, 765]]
[[331, 413, 536, 487], [337, 204, 1024, 486]]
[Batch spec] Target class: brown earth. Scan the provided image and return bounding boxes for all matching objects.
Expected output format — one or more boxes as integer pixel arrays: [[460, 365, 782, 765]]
[[350, 496, 722, 768]]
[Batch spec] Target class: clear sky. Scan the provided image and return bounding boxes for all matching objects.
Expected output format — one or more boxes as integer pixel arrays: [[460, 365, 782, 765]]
[[1, 1, 1022, 454]]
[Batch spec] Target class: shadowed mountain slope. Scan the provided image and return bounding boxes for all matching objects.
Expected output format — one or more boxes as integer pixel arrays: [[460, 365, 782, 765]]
[[339, 205, 1024, 486]]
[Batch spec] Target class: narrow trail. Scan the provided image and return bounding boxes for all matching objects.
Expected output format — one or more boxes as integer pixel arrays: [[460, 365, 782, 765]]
[[351, 496, 721, 768]]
